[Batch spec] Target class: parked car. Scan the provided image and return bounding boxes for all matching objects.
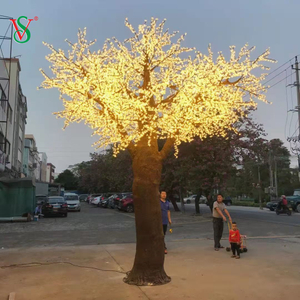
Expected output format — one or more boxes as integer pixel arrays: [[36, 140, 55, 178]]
[[223, 196, 232, 206], [88, 194, 103, 204], [266, 200, 279, 211], [42, 196, 68, 217], [64, 193, 81, 212], [118, 194, 134, 212], [183, 195, 207, 204], [100, 196, 111, 208], [113, 193, 131, 208], [98, 193, 114, 208], [79, 194, 88, 202], [286, 193, 300, 212], [108, 194, 118, 209], [36, 195, 48, 206]]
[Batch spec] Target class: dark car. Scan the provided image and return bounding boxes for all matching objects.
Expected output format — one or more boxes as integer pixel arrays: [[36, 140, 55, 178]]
[[118, 194, 134, 212], [36, 195, 48, 206], [79, 194, 88, 202], [98, 193, 114, 208], [42, 196, 68, 217], [266, 200, 279, 211], [112, 193, 131, 208], [223, 196, 232, 206]]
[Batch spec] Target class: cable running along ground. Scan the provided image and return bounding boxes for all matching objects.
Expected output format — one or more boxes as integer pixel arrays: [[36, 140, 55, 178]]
[[0, 261, 126, 274]]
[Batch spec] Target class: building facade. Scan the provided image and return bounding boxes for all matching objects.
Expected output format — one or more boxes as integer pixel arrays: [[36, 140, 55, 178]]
[[23, 134, 40, 180], [39, 152, 48, 182], [0, 58, 27, 178], [46, 163, 56, 183]]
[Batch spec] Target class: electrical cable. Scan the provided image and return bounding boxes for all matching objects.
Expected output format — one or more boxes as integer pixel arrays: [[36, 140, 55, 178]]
[[0, 261, 126, 274], [263, 67, 290, 86], [264, 56, 297, 78], [267, 71, 295, 90]]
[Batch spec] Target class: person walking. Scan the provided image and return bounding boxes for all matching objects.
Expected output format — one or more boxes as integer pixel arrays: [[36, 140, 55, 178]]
[[160, 191, 172, 254], [213, 194, 232, 251]]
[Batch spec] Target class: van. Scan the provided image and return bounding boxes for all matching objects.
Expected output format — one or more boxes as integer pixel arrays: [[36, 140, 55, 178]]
[[64, 193, 81, 212]]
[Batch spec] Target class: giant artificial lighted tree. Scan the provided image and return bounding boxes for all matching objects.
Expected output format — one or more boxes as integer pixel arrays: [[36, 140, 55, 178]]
[[40, 18, 273, 285]]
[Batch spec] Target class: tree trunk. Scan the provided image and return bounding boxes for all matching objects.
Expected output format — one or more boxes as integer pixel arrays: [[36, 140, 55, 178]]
[[179, 186, 185, 213], [195, 191, 201, 214], [169, 194, 180, 211], [124, 137, 171, 286]]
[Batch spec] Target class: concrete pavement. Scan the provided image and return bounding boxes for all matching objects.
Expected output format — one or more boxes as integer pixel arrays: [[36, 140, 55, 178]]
[[0, 238, 299, 300]]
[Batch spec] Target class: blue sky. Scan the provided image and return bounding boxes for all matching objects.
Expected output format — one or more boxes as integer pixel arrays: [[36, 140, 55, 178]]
[[1, 0, 300, 172]]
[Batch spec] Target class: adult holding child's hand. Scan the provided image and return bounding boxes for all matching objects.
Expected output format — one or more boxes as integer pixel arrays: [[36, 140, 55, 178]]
[[212, 194, 232, 251]]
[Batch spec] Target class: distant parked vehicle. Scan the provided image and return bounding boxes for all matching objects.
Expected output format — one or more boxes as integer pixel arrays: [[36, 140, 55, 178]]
[[113, 193, 131, 208], [223, 196, 232, 206], [88, 194, 103, 204], [79, 194, 88, 202], [183, 195, 207, 204], [92, 196, 102, 206], [42, 196, 68, 217], [36, 195, 48, 206], [64, 193, 81, 212], [266, 200, 279, 211], [118, 194, 134, 212], [98, 194, 114, 208]]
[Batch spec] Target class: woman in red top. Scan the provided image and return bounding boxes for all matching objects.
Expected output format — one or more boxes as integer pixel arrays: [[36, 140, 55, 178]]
[[229, 222, 241, 259]]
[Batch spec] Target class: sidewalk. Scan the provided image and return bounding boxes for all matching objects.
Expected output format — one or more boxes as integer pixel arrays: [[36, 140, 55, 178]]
[[0, 238, 299, 300]]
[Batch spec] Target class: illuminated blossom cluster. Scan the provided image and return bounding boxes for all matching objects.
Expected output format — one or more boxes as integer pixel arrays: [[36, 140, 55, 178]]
[[40, 18, 274, 156]]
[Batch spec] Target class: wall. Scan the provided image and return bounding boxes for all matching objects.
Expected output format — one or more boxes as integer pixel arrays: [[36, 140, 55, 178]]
[[0, 179, 36, 218], [39, 152, 48, 182]]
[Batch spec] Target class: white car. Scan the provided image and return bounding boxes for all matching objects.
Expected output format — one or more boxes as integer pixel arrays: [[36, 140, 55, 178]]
[[64, 193, 81, 212], [183, 195, 207, 204], [91, 196, 102, 206]]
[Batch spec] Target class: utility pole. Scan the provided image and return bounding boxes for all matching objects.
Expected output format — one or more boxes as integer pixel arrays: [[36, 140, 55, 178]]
[[294, 56, 300, 138], [268, 145, 274, 200], [291, 57, 300, 173], [258, 165, 263, 210], [274, 158, 278, 198]]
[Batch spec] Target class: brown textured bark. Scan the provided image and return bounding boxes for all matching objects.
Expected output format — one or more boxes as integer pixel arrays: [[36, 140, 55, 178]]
[[124, 136, 171, 286]]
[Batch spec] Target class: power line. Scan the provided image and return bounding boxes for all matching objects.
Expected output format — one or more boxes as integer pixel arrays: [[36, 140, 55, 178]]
[[267, 71, 295, 90], [263, 67, 290, 85], [265, 56, 296, 78]]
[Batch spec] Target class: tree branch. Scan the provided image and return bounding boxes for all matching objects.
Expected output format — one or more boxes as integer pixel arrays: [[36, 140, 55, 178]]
[[221, 76, 243, 85], [160, 138, 175, 160]]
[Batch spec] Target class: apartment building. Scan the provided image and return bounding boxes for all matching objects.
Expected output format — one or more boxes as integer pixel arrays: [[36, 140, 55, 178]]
[[46, 163, 56, 183], [0, 58, 27, 178]]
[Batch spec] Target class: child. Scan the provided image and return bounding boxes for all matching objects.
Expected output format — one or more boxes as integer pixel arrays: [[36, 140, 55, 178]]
[[229, 221, 241, 259]]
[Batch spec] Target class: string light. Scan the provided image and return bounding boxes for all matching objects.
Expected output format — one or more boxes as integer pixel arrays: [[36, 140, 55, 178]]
[[39, 18, 275, 156]]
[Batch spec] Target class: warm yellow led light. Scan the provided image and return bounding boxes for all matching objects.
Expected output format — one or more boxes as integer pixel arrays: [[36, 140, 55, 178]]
[[40, 18, 274, 156]]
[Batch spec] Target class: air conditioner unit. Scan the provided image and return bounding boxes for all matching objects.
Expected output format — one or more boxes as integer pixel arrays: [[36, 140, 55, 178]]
[[32, 147, 38, 152]]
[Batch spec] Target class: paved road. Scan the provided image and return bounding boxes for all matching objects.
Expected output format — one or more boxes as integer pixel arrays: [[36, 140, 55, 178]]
[[0, 203, 299, 249]]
